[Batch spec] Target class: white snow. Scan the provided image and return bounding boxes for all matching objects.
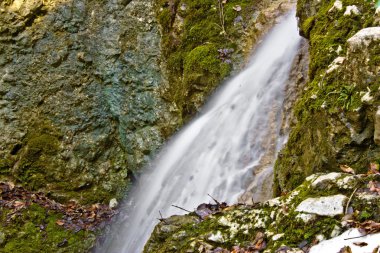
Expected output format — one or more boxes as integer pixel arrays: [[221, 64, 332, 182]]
[[310, 229, 380, 253]]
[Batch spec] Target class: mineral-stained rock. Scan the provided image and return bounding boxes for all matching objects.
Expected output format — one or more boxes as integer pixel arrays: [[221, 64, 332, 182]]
[[0, 0, 174, 204]]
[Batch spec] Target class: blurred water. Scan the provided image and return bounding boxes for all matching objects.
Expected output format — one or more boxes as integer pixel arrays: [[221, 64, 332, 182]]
[[98, 11, 301, 253]]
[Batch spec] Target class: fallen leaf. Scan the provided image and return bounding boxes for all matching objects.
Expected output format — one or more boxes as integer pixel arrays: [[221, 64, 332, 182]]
[[339, 246, 352, 253], [353, 242, 368, 247], [368, 163, 380, 174], [340, 165, 355, 174], [14, 201, 25, 209], [373, 246, 379, 253], [56, 220, 65, 226], [358, 220, 380, 235], [8, 182, 15, 190], [367, 181, 380, 195]]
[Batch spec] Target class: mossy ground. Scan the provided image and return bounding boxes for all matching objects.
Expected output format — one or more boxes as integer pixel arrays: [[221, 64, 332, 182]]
[[0, 204, 96, 253], [274, 0, 380, 195]]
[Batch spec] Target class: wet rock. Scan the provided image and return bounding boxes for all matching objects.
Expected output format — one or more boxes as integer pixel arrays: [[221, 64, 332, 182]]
[[0, 0, 171, 204], [295, 195, 348, 217]]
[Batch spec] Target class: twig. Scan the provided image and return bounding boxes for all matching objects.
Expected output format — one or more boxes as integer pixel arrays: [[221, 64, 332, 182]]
[[158, 210, 165, 221], [208, 194, 221, 205], [172, 205, 191, 213], [345, 187, 358, 214], [217, 0, 226, 35], [344, 234, 367, 240]]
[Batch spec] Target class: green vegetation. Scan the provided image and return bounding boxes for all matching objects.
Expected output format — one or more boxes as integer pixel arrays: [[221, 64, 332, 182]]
[[145, 173, 380, 252], [274, 0, 380, 195], [0, 204, 96, 253], [155, 0, 261, 120]]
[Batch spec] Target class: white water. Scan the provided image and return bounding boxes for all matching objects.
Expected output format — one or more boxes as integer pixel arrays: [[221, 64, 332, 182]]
[[99, 12, 301, 253]]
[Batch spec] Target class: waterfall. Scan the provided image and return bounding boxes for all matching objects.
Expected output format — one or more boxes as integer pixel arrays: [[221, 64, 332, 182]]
[[98, 11, 301, 253]]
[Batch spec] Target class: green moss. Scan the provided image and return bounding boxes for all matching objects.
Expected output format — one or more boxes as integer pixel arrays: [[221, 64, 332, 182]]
[[1, 204, 96, 253], [155, 0, 261, 122], [14, 120, 61, 191], [274, 0, 379, 195]]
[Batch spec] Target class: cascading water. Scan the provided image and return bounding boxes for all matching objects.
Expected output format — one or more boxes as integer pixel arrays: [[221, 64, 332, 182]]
[[99, 11, 301, 253]]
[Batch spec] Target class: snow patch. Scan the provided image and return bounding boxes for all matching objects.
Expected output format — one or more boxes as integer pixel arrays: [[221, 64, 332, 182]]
[[309, 229, 380, 253]]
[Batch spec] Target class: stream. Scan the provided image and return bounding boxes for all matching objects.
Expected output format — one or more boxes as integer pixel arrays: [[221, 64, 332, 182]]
[[98, 10, 301, 253]]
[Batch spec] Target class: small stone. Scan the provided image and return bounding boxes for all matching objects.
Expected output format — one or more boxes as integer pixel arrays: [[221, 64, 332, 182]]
[[330, 225, 342, 238], [336, 45, 343, 55], [311, 172, 341, 188], [360, 88, 373, 104], [109, 198, 118, 209], [374, 107, 380, 145], [180, 4, 187, 11], [326, 57, 345, 74], [329, 0, 343, 12], [344, 5, 360, 16], [208, 231, 225, 243], [296, 213, 317, 223], [316, 234, 325, 242], [296, 195, 348, 217], [272, 233, 284, 241]]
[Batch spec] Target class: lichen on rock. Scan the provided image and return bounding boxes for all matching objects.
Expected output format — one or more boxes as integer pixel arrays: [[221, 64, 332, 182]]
[[144, 172, 380, 252]]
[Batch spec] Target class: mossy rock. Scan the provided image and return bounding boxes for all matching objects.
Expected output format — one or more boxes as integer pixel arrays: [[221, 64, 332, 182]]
[[144, 173, 380, 252], [274, 0, 380, 194]]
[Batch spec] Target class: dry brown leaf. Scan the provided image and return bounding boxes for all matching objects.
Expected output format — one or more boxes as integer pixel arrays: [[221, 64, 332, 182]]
[[56, 220, 65, 226], [372, 246, 379, 253], [353, 242, 368, 247], [358, 220, 380, 235], [340, 165, 355, 174], [367, 181, 380, 195], [13, 201, 25, 208], [339, 246, 352, 253], [368, 163, 380, 174], [8, 182, 15, 190]]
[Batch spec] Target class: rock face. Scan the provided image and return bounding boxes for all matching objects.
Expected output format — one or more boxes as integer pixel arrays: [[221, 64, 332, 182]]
[[274, 0, 380, 194], [295, 194, 347, 217], [0, 0, 173, 203], [144, 172, 380, 252]]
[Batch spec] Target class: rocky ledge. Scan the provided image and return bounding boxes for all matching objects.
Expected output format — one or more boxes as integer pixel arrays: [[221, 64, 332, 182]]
[[145, 171, 380, 252]]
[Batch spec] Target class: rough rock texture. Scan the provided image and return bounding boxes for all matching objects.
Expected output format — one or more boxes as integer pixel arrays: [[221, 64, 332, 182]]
[[144, 172, 380, 252], [155, 0, 298, 120], [0, 0, 175, 204], [274, 0, 380, 194]]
